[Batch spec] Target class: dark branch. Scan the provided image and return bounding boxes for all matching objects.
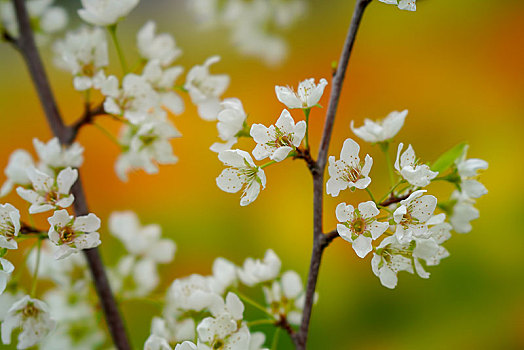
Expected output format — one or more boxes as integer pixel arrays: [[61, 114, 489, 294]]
[[294, 147, 317, 174], [68, 103, 106, 143], [2, 29, 19, 48], [320, 229, 340, 249], [295, 1, 372, 349], [19, 222, 45, 235], [11, 1, 131, 349], [275, 315, 296, 338], [379, 192, 411, 207]]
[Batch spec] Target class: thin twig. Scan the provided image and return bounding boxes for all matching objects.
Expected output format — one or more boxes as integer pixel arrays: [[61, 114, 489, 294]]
[[68, 103, 106, 143], [11, 1, 131, 348], [320, 229, 340, 249], [378, 192, 411, 207], [295, 1, 372, 348], [275, 315, 296, 337]]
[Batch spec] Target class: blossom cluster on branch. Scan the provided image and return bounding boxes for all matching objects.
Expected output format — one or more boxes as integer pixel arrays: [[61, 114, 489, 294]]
[[0, 0, 488, 349]]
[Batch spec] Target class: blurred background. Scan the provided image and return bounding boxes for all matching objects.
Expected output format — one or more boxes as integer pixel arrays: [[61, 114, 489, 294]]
[[0, 0, 523, 349]]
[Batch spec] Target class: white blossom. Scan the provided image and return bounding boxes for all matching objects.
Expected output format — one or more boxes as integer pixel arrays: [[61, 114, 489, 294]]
[[116, 118, 181, 181], [449, 191, 479, 233], [394, 143, 438, 187], [27, 241, 90, 290], [1, 295, 55, 349], [210, 98, 247, 153], [350, 110, 408, 143], [47, 209, 101, 259], [16, 167, 77, 214], [102, 74, 161, 124], [216, 150, 266, 206], [210, 257, 237, 295], [275, 78, 328, 109], [109, 211, 176, 262], [174, 341, 197, 350], [263, 270, 307, 325], [141, 60, 185, 116], [336, 201, 388, 258], [53, 26, 108, 91], [137, 21, 182, 67], [78, 0, 139, 26], [455, 145, 488, 199], [109, 211, 175, 297], [150, 316, 195, 346], [145, 334, 172, 350], [371, 236, 413, 289], [393, 190, 437, 243], [185, 56, 230, 121], [33, 137, 84, 170], [238, 249, 281, 286], [111, 255, 160, 298], [370, 235, 437, 289], [167, 274, 222, 313], [0, 204, 20, 250], [250, 109, 305, 162], [197, 293, 249, 350], [0, 258, 14, 295], [0, 0, 67, 44], [42, 288, 104, 350], [378, 0, 416, 11], [326, 138, 373, 196], [0, 150, 34, 197]]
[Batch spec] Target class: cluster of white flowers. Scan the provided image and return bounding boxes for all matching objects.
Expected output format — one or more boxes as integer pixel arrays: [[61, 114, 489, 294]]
[[215, 77, 328, 206], [0, 0, 68, 45], [378, 0, 417, 11], [328, 110, 488, 288], [186, 0, 307, 65], [0, 137, 104, 348], [145, 249, 308, 349], [48, 0, 237, 182], [109, 211, 176, 298]]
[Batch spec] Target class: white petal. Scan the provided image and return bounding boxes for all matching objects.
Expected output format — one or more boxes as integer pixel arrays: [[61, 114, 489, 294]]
[[352, 235, 373, 258]]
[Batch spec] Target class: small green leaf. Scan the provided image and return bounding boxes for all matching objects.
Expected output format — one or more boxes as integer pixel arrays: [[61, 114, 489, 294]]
[[431, 142, 467, 173], [0, 248, 7, 258]]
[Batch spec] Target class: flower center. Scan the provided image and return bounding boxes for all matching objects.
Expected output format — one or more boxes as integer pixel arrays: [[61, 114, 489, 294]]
[[45, 190, 59, 203], [352, 218, 366, 234], [82, 63, 95, 77], [59, 226, 76, 244], [340, 163, 362, 183], [22, 303, 38, 318]]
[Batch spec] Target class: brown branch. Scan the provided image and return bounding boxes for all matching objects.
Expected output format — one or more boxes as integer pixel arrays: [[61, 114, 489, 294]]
[[294, 1, 372, 349], [11, 1, 131, 349], [378, 192, 411, 207], [320, 229, 340, 249], [275, 314, 296, 338], [68, 103, 106, 143], [2, 29, 19, 48], [294, 147, 317, 173]]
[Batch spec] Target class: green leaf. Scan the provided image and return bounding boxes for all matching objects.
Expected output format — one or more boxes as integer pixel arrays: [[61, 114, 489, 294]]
[[431, 142, 467, 173]]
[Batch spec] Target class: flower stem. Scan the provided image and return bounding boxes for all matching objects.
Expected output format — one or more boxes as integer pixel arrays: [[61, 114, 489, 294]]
[[379, 141, 396, 187], [94, 122, 123, 149], [304, 108, 311, 151], [377, 179, 404, 204], [247, 319, 276, 327], [365, 188, 376, 203], [271, 327, 281, 350], [260, 160, 277, 169], [108, 24, 128, 74], [30, 239, 42, 298], [235, 290, 274, 318]]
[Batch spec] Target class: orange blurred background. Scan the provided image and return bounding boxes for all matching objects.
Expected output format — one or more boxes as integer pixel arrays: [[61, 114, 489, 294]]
[[0, 0, 523, 349]]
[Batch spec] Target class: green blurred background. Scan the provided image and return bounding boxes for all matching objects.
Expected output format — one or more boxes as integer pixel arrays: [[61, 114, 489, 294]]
[[1, 0, 523, 349]]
